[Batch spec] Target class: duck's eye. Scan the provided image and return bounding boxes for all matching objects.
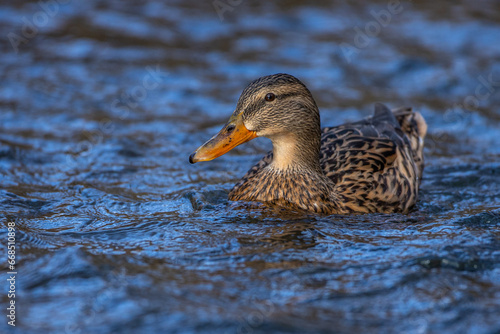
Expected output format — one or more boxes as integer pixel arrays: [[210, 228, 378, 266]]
[[226, 124, 235, 133], [265, 93, 276, 102]]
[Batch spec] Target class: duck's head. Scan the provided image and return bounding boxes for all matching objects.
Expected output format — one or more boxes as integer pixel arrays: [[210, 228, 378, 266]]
[[189, 73, 321, 166]]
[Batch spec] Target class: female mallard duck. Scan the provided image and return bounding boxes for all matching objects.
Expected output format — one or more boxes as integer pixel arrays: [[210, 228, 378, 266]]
[[189, 73, 427, 214]]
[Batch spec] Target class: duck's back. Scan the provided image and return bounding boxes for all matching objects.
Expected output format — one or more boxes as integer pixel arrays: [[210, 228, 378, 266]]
[[319, 103, 427, 213]]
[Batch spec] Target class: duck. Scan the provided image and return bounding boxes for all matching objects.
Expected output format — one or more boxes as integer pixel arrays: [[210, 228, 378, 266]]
[[189, 73, 427, 214]]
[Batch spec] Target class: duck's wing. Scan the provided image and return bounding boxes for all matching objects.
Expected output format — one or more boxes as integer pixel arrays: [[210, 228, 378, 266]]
[[319, 103, 427, 213], [320, 103, 426, 178], [320, 104, 402, 176]]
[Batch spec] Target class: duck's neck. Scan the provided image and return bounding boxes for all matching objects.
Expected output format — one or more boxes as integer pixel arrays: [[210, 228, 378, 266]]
[[268, 131, 323, 174]]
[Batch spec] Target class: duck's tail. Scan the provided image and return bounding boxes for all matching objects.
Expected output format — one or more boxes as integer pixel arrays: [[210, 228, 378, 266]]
[[393, 107, 427, 182]]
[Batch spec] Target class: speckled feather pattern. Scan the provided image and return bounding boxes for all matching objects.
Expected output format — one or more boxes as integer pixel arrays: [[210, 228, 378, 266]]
[[225, 74, 427, 214]]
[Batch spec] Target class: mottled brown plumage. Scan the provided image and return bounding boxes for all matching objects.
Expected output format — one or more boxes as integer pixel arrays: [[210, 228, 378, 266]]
[[191, 73, 427, 214]]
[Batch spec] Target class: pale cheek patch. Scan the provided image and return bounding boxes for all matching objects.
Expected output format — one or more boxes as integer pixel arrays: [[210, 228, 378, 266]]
[[244, 118, 257, 133]]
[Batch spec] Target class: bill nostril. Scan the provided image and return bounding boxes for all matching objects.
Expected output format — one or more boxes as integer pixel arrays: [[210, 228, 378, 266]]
[[226, 125, 236, 133]]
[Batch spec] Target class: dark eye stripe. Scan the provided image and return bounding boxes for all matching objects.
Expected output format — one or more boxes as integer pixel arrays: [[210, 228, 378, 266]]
[[278, 92, 299, 99]]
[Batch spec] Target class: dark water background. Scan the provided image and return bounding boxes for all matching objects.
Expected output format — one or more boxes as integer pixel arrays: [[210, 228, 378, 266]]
[[1, 0, 500, 333]]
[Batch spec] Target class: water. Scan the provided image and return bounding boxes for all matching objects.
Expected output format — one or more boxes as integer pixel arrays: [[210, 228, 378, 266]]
[[1, 0, 500, 333]]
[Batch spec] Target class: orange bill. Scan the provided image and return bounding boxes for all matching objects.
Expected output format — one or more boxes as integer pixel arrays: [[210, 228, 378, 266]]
[[189, 117, 257, 163]]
